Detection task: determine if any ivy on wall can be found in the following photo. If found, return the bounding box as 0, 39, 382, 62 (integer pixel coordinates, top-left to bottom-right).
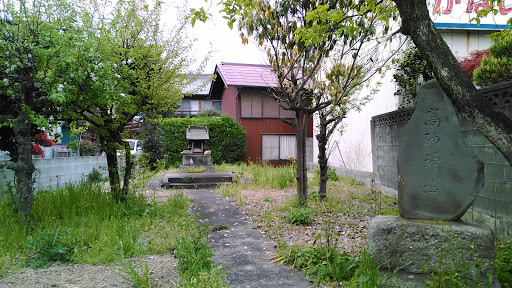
159, 116, 246, 167
393, 43, 434, 108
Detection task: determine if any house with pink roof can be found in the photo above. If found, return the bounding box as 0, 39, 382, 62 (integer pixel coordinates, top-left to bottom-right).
209, 62, 313, 164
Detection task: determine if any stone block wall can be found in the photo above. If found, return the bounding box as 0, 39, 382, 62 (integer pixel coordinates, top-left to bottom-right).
371, 81, 512, 238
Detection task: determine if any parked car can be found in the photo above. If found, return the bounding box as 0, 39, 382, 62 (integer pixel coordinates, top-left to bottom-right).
117, 139, 142, 156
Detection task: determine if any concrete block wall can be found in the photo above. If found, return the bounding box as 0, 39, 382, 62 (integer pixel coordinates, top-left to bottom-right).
371, 82, 512, 238
371, 107, 415, 190
0, 156, 108, 192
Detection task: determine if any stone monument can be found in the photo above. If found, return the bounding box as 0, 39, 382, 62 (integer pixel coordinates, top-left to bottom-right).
368, 81, 499, 287
179, 126, 215, 173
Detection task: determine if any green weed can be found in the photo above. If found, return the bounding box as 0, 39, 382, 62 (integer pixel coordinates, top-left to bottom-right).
86, 168, 104, 183
175, 225, 227, 287
211, 225, 229, 232
285, 206, 313, 225
273, 243, 357, 285
313, 167, 340, 183
25, 227, 78, 268
119, 242, 152, 288
347, 250, 395, 287
496, 239, 512, 288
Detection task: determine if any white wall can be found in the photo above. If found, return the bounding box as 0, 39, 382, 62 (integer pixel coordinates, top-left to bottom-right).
0, 156, 108, 192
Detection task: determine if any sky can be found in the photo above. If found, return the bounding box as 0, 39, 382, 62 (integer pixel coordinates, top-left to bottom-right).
164, 0, 269, 73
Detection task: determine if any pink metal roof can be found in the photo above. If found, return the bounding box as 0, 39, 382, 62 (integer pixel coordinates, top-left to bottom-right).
215, 62, 278, 88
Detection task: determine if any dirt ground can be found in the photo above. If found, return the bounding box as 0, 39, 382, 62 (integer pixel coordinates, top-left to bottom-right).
234, 187, 370, 255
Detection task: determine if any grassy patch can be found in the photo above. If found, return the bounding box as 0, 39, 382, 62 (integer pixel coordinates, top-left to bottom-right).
0, 179, 226, 286
185, 166, 206, 173
273, 243, 358, 286
216, 162, 296, 189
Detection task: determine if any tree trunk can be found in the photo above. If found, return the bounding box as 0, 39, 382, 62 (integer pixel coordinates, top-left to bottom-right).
393, 0, 512, 165
295, 110, 308, 206
13, 110, 35, 225
316, 116, 329, 201
104, 143, 122, 201
121, 141, 132, 198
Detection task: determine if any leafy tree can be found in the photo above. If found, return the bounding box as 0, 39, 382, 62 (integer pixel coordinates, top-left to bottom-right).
314, 16, 394, 200
393, 43, 434, 108
392, 0, 512, 165
194, 0, 395, 205
473, 30, 512, 86
0, 0, 77, 223
216, 0, 337, 205
460, 49, 489, 77
55, 0, 199, 200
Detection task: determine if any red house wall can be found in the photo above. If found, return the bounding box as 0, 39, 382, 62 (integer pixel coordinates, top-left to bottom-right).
240, 117, 313, 163
220, 86, 238, 120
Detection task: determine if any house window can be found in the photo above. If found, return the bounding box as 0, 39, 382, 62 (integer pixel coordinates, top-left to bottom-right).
212, 100, 221, 111
241, 90, 294, 118
262, 134, 296, 161
190, 100, 199, 115
176, 99, 201, 115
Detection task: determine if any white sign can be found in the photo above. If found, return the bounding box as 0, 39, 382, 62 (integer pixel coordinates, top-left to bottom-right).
430, 0, 511, 29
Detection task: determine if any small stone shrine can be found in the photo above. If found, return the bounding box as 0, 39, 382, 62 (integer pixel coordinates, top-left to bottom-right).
180, 125, 215, 173
368, 81, 499, 287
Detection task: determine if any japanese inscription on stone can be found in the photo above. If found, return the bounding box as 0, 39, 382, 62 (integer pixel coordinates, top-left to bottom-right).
397, 80, 484, 221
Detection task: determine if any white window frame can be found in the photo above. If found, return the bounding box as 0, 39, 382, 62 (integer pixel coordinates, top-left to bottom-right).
261, 134, 296, 161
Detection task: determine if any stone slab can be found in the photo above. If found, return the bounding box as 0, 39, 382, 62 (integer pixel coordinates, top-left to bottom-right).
398, 80, 484, 221
369, 215, 498, 287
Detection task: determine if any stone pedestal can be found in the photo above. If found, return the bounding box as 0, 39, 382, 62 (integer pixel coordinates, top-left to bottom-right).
179, 154, 214, 173
368, 215, 499, 287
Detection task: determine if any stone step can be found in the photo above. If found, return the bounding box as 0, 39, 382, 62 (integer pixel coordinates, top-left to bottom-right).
162, 172, 234, 189
162, 182, 224, 189
166, 175, 233, 184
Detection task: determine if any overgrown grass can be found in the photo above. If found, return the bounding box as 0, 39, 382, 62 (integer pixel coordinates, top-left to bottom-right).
273, 242, 358, 286
0, 180, 226, 286
497, 239, 512, 288
217, 162, 296, 189
216, 162, 296, 207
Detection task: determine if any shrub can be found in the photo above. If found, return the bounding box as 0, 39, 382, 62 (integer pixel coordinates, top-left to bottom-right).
159, 115, 246, 166
196, 109, 221, 117
87, 168, 104, 183
474, 30, 512, 86
80, 141, 99, 156
459, 49, 489, 76
140, 122, 163, 170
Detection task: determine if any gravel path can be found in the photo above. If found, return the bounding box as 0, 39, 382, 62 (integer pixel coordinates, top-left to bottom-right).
185, 189, 313, 288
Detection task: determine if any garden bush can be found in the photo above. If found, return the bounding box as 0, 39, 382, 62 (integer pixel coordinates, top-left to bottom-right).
159, 116, 246, 166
